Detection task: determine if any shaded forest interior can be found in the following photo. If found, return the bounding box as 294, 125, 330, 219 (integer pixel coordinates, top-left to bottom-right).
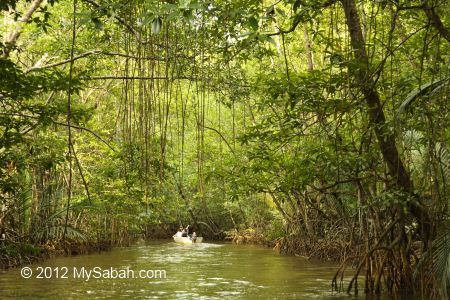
0, 0, 449, 297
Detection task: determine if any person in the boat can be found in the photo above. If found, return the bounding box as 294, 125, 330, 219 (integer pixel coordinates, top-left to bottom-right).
185, 225, 194, 238
181, 228, 188, 237
174, 227, 183, 238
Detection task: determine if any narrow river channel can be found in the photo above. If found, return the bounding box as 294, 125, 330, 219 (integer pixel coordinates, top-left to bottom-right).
1, 241, 364, 299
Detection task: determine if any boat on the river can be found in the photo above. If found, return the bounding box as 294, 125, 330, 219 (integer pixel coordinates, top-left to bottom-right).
173, 225, 202, 244
173, 236, 203, 244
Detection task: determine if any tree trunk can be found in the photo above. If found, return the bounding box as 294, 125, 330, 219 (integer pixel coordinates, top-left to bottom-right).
303, 27, 314, 72
2, 0, 44, 58
422, 1, 450, 43
340, 0, 431, 240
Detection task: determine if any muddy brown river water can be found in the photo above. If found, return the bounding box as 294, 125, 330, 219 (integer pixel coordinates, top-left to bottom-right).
0, 240, 373, 299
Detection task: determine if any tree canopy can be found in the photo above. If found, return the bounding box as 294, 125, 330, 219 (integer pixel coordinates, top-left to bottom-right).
1, 0, 449, 297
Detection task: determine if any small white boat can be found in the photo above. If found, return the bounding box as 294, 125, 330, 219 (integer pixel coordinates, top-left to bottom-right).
173, 236, 203, 244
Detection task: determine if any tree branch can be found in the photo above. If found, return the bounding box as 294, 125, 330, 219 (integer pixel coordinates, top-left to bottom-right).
422, 3, 450, 43
26, 50, 165, 72
85, 75, 197, 81
2, 0, 44, 58
0, 112, 116, 152
26, 50, 101, 72
81, 0, 158, 45
70, 142, 92, 204
202, 125, 236, 155
266, 0, 337, 36
55, 121, 117, 153
397, 1, 450, 43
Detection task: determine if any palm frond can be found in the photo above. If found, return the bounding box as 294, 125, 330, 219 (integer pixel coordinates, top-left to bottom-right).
414, 230, 450, 298
396, 78, 449, 118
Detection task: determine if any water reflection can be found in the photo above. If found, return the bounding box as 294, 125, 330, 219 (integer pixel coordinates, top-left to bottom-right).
0, 240, 363, 299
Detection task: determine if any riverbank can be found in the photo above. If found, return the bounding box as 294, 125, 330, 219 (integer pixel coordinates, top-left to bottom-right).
0, 240, 112, 270
224, 228, 345, 262
0, 223, 222, 270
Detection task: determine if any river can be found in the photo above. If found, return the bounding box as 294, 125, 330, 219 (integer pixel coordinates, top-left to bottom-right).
0, 240, 362, 299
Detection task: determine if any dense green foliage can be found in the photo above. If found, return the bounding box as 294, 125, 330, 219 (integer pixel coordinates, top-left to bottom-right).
1, 0, 449, 297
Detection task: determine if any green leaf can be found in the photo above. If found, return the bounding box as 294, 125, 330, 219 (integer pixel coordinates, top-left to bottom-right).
151, 17, 162, 34
258, 34, 276, 46
247, 16, 258, 31
275, 8, 286, 17
91, 17, 104, 30
396, 78, 449, 117
293, 0, 302, 12
265, 6, 275, 15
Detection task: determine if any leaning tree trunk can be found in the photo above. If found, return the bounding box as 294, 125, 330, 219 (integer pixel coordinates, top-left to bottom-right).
340, 0, 432, 294
2, 0, 44, 58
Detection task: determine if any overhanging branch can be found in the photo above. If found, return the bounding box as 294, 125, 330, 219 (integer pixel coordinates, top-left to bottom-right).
266, 0, 337, 36
81, 0, 161, 46
0, 112, 116, 152
2, 0, 44, 58
202, 125, 236, 155
85, 75, 198, 81
26, 50, 165, 72
422, 4, 450, 43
